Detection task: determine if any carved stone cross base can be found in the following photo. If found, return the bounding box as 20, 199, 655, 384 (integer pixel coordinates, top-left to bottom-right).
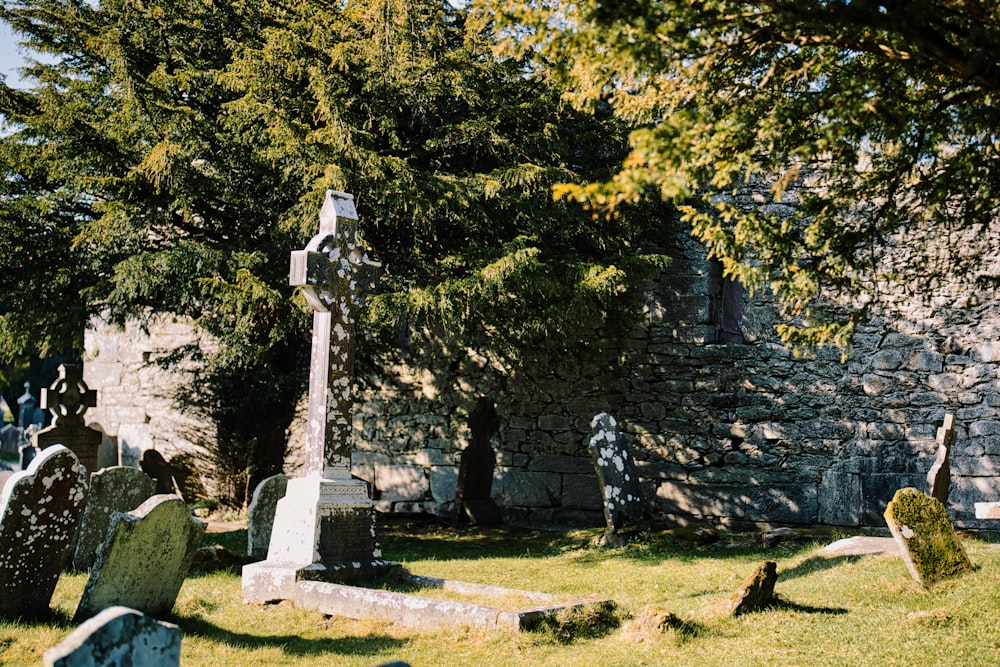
242, 478, 398, 604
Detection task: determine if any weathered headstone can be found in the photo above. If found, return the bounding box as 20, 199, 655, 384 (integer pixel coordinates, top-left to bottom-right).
927, 413, 956, 505
587, 413, 647, 537
243, 190, 394, 605
0, 423, 18, 455
0, 445, 88, 619
729, 560, 778, 615
71, 466, 157, 571
19, 441, 37, 469
17, 380, 38, 429
246, 473, 289, 561
44, 606, 181, 667
884, 487, 972, 587
34, 364, 104, 474
75, 494, 206, 620
139, 449, 178, 496
453, 397, 502, 525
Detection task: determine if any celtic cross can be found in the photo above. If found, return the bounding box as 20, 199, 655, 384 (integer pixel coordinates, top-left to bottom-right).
289, 190, 380, 479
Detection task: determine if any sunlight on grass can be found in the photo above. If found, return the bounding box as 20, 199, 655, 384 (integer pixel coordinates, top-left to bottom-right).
4, 525, 1000, 666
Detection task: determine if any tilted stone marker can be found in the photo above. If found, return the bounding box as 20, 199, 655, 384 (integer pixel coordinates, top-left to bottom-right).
75, 494, 206, 620
71, 466, 157, 571
884, 487, 971, 587
926, 413, 956, 505
729, 560, 778, 615
34, 364, 104, 474
243, 190, 394, 605
44, 606, 181, 667
0, 445, 88, 619
246, 473, 289, 561
453, 396, 502, 525
588, 413, 647, 539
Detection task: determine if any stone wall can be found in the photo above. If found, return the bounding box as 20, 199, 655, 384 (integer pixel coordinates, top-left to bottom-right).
82, 232, 1000, 532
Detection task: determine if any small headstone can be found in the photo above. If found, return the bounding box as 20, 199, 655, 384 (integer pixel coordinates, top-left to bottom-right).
588, 413, 647, 535
454, 397, 502, 525
139, 449, 178, 496
0, 445, 88, 619
71, 466, 157, 571
0, 423, 18, 455
75, 494, 206, 620
44, 605, 181, 667
247, 473, 289, 560
927, 413, 956, 505
19, 441, 38, 469
884, 487, 972, 587
729, 560, 778, 615
34, 364, 103, 474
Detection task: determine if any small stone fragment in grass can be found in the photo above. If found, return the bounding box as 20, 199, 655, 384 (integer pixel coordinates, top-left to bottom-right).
729, 560, 778, 616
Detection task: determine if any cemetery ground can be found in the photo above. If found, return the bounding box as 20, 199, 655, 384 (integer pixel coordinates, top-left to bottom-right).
4, 519, 1000, 666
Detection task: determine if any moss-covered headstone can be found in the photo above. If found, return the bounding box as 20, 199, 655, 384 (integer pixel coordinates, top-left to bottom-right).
883, 487, 971, 587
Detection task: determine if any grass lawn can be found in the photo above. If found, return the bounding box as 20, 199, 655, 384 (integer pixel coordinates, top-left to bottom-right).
4, 519, 1000, 666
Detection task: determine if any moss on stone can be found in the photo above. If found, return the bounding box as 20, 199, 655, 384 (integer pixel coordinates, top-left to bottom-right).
884, 487, 972, 587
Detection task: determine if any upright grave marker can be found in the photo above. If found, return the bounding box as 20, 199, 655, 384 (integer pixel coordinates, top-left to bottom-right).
927, 413, 956, 505
588, 413, 647, 542
0, 445, 88, 619
243, 190, 394, 604
34, 364, 103, 474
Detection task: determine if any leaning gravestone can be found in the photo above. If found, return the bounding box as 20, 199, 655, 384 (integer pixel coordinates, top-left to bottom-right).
44, 606, 181, 667
0, 445, 88, 619
71, 466, 157, 571
453, 397, 503, 525
588, 413, 647, 539
75, 494, 206, 620
247, 473, 289, 561
34, 364, 104, 474
884, 487, 971, 587
927, 413, 956, 505
729, 560, 778, 615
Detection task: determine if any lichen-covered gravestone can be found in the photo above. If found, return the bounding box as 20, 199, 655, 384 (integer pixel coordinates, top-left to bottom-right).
587, 413, 647, 539
729, 561, 778, 615
884, 487, 971, 587
0, 445, 88, 619
75, 494, 206, 620
71, 466, 157, 571
44, 606, 181, 667
247, 473, 289, 561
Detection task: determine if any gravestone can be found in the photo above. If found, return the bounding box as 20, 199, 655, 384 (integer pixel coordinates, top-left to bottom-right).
243, 190, 394, 605
453, 397, 502, 525
44, 606, 181, 667
139, 449, 178, 496
927, 413, 956, 505
0, 445, 88, 619
729, 560, 778, 615
0, 423, 18, 455
17, 380, 39, 429
19, 441, 37, 469
587, 413, 647, 538
71, 466, 157, 571
247, 473, 289, 561
884, 487, 971, 587
34, 364, 103, 474
75, 494, 206, 620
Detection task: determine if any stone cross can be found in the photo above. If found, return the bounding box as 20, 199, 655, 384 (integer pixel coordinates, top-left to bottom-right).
289, 190, 380, 480
927, 413, 956, 505
34, 364, 103, 473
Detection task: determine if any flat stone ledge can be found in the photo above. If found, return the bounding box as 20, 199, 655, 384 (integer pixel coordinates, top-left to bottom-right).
975, 502, 1000, 519
815, 536, 900, 557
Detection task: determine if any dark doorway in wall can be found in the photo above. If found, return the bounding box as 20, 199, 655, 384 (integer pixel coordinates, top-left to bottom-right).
709, 260, 745, 344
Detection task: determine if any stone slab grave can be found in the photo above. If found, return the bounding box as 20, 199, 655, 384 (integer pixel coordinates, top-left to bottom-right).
0, 444, 88, 619
926, 413, 956, 505
453, 396, 502, 525
588, 412, 647, 544
34, 364, 104, 474
884, 487, 972, 587
44, 606, 181, 667
246, 473, 289, 561
244, 191, 612, 632
70, 466, 156, 571
75, 494, 206, 621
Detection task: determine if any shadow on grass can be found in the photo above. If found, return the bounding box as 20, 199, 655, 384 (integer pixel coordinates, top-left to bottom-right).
779, 555, 864, 581
172, 613, 408, 658
770, 596, 849, 615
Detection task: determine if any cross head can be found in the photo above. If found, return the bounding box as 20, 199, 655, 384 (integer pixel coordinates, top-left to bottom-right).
41, 364, 97, 428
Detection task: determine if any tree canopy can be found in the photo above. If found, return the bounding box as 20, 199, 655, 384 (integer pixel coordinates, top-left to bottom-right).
0, 0, 667, 501
482, 0, 1000, 348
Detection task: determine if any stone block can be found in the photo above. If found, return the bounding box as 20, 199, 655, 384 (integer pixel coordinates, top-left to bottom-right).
44, 606, 181, 667
656, 480, 818, 524
560, 473, 603, 510
375, 465, 428, 502
499, 470, 560, 508
859, 473, 928, 526
818, 470, 862, 526
428, 466, 459, 503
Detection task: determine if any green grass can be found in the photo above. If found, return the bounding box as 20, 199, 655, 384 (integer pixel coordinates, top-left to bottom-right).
5, 520, 1000, 666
